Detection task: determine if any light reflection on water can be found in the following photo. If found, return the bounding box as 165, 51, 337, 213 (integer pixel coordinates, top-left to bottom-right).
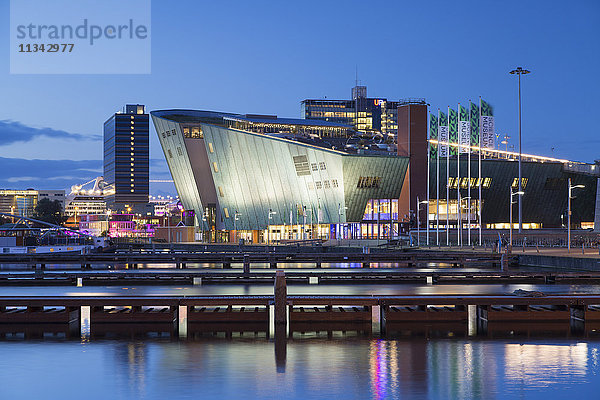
0, 339, 598, 400
0, 282, 598, 297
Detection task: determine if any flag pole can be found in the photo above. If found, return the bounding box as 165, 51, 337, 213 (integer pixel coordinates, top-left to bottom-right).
426, 108, 430, 246
468, 101, 472, 247
446, 106, 450, 246
436, 109, 440, 247
457, 104, 461, 247
478, 96, 483, 246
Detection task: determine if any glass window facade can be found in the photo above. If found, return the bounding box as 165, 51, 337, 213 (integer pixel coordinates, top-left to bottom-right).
103, 104, 149, 206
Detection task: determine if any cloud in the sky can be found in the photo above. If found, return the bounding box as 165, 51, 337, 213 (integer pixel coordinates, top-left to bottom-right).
0, 120, 101, 145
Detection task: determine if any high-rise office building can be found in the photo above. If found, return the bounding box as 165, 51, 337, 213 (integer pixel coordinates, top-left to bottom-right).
103, 104, 150, 212
301, 85, 422, 138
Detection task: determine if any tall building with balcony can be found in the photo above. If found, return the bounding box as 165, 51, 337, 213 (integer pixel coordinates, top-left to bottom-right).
103, 104, 150, 213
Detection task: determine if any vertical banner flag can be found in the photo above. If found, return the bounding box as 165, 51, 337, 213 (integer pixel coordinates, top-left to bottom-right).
429, 113, 438, 159
470, 101, 480, 151
448, 108, 458, 156
438, 110, 448, 158
459, 105, 470, 153
481, 99, 495, 149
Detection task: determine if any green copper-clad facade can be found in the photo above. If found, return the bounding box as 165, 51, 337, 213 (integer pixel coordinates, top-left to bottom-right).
151, 110, 408, 240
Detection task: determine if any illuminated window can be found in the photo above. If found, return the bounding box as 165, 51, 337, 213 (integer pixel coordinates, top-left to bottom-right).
212, 162, 219, 172
208, 143, 214, 153
357, 176, 381, 189
183, 127, 190, 135
483, 177, 492, 189
218, 186, 224, 197
511, 177, 528, 189
223, 207, 230, 218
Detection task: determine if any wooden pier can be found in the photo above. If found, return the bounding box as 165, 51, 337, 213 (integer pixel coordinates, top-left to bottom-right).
2, 292, 600, 339
0, 249, 507, 270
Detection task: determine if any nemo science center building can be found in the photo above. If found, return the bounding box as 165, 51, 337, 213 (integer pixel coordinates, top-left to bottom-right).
151, 102, 600, 244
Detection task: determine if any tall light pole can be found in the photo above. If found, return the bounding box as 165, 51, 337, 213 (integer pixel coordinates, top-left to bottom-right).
509, 66, 530, 233
509, 187, 525, 251
568, 178, 585, 253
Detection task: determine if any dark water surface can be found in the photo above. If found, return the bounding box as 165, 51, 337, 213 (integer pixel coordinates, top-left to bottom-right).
0, 338, 598, 400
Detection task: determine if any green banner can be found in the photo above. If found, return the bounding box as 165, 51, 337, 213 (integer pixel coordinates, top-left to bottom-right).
448, 108, 458, 156
429, 113, 438, 159
481, 99, 494, 116
470, 101, 479, 148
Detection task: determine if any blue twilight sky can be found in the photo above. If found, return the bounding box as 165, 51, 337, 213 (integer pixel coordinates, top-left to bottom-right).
0, 0, 598, 194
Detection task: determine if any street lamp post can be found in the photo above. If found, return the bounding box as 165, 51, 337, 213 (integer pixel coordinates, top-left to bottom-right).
234, 211, 241, 244
337, 203, 348, 245
268, 209, 277, 245
568, 178, 585, 253
509, 66, 531, 233
416, 196, 428, 246
509, 187, 525, 251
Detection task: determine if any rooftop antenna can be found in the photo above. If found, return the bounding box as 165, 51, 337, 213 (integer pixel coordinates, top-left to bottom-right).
355, 65, 358, 86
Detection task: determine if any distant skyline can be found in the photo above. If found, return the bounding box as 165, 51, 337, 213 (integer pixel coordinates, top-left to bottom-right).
0, 0, 599, 193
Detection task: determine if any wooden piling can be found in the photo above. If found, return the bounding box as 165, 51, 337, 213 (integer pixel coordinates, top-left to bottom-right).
274, 270, 287, 326
243, 254, 250, 276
